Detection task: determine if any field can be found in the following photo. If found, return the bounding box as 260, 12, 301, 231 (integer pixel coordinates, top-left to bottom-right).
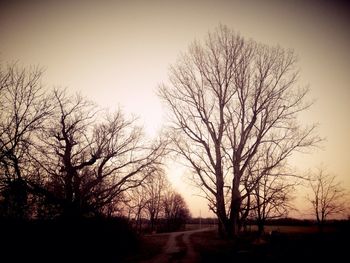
190, 224, 350, 263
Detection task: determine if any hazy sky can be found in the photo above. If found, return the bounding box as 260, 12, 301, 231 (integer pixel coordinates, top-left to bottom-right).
1, 0, 349, 217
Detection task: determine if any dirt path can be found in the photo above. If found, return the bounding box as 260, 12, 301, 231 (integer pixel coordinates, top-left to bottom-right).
146, 227, 211, 263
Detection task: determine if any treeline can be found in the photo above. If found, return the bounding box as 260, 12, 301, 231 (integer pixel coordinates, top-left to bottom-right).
124, 170, 190, 233
0, 63, 190, 232
260, 217, 350, 227
188, 217, 219, 225
187, 217, 350, 227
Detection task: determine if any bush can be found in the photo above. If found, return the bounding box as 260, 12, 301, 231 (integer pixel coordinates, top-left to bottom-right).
0, 217, 138, 262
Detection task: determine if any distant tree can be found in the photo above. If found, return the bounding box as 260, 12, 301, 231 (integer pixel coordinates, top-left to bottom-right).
240, 147, 297, 234
125, 184, 148, 232
163, 190, 191, 231
308, 168, 348, 229
0, 62, 52, 218
143, 168, 169, 232
98, 192, 125, 218
159, 25, 320, 236
29, 89, 165, 218
250, 173, 295, 234
125, 169, 175, 233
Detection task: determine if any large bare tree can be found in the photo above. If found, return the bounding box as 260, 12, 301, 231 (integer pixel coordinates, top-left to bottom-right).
0, 63, 52, 218
159, 25, 320, 236
30, 89, 165, 218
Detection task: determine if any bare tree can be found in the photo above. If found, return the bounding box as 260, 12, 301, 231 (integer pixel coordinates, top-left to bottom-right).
143, 168, 169, 232
238, 145, 297, 234
308, 167, 348, 229
159, 25, 320, 236
125, 185, 148, 232
30, 89, 165, 218
163, 190, 191, 231
0, 63, 52, 218
124, 170, 183, 233
250, 173, 295, 234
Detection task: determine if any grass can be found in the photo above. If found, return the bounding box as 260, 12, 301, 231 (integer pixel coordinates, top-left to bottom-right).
191, 224, 350, 263
248, 224, 337, 234
172, 233, 187, 260
184, 223, 216, 231
122, 233, 169, 262
190, 229, 247, 262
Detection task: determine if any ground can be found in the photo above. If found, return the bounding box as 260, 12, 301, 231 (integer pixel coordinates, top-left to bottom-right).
2, 220, 347, 262
127, 223, 350, 263
124, 226, 213, 263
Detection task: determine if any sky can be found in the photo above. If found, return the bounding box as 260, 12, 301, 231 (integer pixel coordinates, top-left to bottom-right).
1, 0, 349, 218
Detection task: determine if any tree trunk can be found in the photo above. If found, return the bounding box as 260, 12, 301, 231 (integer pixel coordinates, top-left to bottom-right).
216, 176, 231, 237
257, 220, 265, 236
150, 213, 155, 232
216, 215, 232, 238
231, 199, 241, 236
230, 178, 242, 237
4, 179, 28, 219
